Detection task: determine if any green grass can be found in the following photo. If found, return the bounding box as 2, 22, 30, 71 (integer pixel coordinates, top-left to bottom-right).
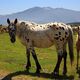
0, 33, 80, 80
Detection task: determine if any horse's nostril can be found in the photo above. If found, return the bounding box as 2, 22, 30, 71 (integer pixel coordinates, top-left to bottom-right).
10, 38, 15, 43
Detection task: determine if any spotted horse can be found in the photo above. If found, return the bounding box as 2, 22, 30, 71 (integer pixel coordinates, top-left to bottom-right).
7, 18, 74, 76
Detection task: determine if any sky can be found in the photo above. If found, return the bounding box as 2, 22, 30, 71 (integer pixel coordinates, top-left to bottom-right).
0, 0, 80, 15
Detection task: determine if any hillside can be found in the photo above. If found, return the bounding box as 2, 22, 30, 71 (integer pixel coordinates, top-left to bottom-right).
0, 7, 80, 25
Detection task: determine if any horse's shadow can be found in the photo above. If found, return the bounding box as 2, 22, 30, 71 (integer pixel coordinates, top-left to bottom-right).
2, 70, 74, 80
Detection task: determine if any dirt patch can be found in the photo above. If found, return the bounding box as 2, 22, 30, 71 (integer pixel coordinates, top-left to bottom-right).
0, 70, 10, 79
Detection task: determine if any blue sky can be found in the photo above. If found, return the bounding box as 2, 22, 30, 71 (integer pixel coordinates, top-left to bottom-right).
0, 0, 80, 15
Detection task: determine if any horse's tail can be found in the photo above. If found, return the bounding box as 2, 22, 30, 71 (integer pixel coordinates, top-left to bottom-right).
68, 26, 74, 65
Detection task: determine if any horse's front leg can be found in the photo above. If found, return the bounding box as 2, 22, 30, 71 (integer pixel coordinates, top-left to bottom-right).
31, 48, 41, 73
26, 48, 31, 71
63, 51, 67, 75
52, 52, 63, 76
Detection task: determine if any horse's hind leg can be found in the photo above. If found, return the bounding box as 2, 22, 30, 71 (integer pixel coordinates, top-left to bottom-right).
26, 48, 31, 71
63, 50, 67, 75
52, 52, 63, 76
31, 48, 41, 73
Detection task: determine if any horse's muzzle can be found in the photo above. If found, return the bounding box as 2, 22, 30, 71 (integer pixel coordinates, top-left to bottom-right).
10, 38, 16, 43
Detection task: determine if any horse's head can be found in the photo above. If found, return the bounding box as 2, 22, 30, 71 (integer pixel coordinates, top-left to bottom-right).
7, 18, 17, 43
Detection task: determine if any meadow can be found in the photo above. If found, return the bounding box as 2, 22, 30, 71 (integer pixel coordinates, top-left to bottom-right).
0, 33, 80, 80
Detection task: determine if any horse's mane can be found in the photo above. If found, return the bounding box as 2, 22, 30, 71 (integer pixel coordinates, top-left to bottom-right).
16, 20, 68, 32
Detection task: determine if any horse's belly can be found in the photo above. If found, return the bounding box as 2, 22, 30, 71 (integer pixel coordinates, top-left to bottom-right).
33, 38, 54, 48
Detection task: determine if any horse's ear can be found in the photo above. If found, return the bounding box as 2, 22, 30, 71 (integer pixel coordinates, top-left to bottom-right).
14, 18, 17, 24
7, 18, 10, 24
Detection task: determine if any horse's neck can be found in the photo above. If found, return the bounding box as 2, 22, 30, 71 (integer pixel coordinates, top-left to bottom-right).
16, 24, 25, 38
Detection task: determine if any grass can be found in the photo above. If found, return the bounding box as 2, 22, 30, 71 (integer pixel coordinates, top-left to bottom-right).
0, 33, 80, 80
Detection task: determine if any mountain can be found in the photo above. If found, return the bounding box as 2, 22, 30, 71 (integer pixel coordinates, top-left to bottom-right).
0, 7, 80, 25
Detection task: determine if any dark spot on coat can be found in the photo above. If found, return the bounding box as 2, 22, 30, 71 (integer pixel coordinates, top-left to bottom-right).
56, 28, 58, 30
65, 32, 68, 35
43, 27, 45, 29
40, 26, 42, 27
49, 26, 51, 27
59, 32, 61, 35
60, 39, 62, 41
55, 34, 58, 36
59, 36, 61, 37
32, 28, 34, 30
27, 39, 29, 42
21, 22, 25, 25
53, 24, 56, 27
62, 27, 64, 30
54, 37, 59, 40
62, 38, 64, 41
26, 24, 28, 26
59, 27, 62, 29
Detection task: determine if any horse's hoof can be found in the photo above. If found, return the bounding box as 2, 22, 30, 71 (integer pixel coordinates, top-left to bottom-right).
51, 72, 59, 76
63, 72, 67, 75
26, 69, 30, 73
63, 70, 67, 75
35, 70, 40, 74
25, 66, 30, 73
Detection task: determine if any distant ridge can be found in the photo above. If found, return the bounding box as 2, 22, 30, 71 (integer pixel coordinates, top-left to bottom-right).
0, 7, 80, 25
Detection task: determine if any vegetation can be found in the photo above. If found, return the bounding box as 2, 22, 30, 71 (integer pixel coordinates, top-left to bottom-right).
0, 33, 80, 80
67, 22, 80, 27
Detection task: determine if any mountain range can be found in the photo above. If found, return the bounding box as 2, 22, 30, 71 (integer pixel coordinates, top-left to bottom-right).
0, 7, 80, 25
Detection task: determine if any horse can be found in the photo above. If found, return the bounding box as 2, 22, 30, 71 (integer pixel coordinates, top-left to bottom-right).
76, 26, 80, 70
7, 18, 74, 76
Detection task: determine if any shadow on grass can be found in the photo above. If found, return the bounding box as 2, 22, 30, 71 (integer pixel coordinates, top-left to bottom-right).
2, 70, 74, 80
